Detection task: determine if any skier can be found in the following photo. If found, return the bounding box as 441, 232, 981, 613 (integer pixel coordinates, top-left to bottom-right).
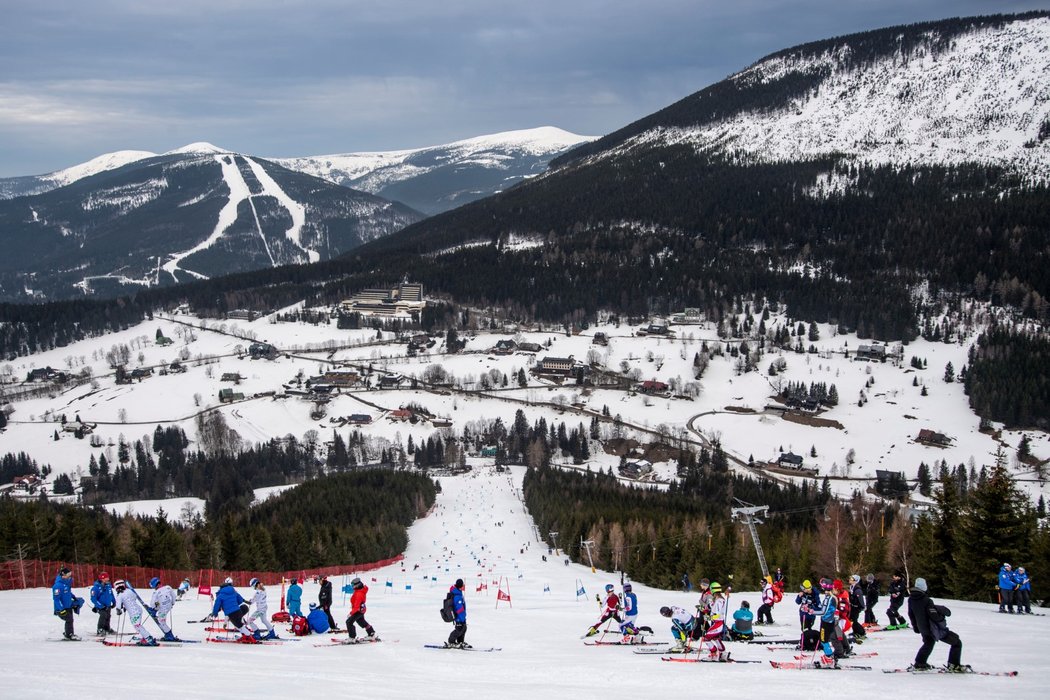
89, 572, 116, 636
206, 577, 258, 644
618, 582, 643, 638
815, 578, 843, 668
907, 577, 968, 672
307, 602, 330, 634
176, 577, 191, 601
585, 584, 623, 636
757, 576, 775, 625
692, 578, 714, 638
886, 571, 907, 627
795, 579, 820, 631
444, 578, 470, 649
287, 577, 303, 617
701, 581, 730, 661
319, 574, 339, 631
847, 574, 866, 639
1015, 567, 1032, 614
148, 576, 179, 642
998, 563, 1017, 613
730, 600, 754, 641
345, 577, 377, 641
863, 574, 879, 625
113, 579, 157, 646
659, 605, 696, 652
52, 567, 84, 641
247, 578, 278, 640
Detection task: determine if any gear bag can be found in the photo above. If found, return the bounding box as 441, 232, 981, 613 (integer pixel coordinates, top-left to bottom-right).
440, 591, 455, 623
291, 615, 310, 636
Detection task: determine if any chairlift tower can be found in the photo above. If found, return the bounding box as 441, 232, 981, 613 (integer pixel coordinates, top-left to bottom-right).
731, 505, 770, 579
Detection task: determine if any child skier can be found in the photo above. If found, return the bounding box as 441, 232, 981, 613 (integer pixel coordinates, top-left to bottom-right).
886, 571, 907, 627
206, 577, 258, 644
796, 579, 820, 630
730, 600, 754, 640
757, 576, 775, 624
52, 567, 84, 641
345, 577, 377, 641
307, 602, 330, 634
287, 577, 303, 617
90, 572, 116, 636
701, 581, 730, 661
113, 580, 157, 646
247, 578, 278, 640
176, 577, 191, 601
148, 576, 179, 642
847, 574, 866, 639
659, 605, 696, 652
619, 583, 643, 638
863, 574, 879, 625
585, 584, 623, 636
815, 578, 844, 668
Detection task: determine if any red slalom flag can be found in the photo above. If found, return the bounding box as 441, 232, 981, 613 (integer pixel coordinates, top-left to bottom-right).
497, 589, 511, 602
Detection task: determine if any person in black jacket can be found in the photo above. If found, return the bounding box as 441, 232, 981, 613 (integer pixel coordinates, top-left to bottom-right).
863, 573, 879, 625
318, 575, 339, 631
886, 571, 907, 627
907, 578, 968, 672
847, 574, 866, 639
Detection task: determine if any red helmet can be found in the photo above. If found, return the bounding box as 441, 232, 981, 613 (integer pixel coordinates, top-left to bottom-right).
99, 572, 109, 580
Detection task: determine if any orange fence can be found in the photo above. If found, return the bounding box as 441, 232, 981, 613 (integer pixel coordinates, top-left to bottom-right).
0, 556, 405, 591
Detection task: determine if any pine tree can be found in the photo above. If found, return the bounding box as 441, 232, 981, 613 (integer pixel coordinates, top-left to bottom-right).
913, 472, 963, 595
917, 462, 932, 496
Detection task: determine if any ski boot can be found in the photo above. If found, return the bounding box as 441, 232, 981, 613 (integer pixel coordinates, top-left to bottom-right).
669, 641, 687, 653
264, 629, 279, 640
814, 654, 838, 669
585, 626, 598, 637
63, 633, 82, 641
366, 631, 377, 640
945, 664, 973, 674
907, 663, 934, 672
239, 633, 260, 644
162, 631, 179, 642
459, 642, 472, 649
137, 636, 158, 646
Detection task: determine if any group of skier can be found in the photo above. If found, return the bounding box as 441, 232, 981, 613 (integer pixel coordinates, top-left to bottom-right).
997, 563, 1033, 614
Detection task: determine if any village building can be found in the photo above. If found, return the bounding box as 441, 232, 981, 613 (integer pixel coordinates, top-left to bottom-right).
534, 356, 575, 376
777, 452, 805, 469
916, 428, 951, 446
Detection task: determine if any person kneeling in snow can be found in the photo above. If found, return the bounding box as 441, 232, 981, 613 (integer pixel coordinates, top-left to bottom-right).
113, 580, 156, 646
206, 577, 258, 644
307, 602, 330, 634
730, 600, 754, 641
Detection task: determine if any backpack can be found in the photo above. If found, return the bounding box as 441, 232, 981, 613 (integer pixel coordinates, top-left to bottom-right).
801, 629, 821, 651
928, 603, 951, 641
440, 591, 455, 623
291, 615, 310, 636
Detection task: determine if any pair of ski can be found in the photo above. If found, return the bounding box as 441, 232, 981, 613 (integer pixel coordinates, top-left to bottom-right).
883, 667, 1018, 677
769, 660, 871, 671
101, 638, 188, 648
424, 644, 501, 652
314, 637, 392, 647
584, 638, 660, 647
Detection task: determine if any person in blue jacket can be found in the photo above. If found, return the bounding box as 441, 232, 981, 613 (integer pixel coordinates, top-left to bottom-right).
1015, 567, 1032, 614
795, 579, 821, 631
998, 563, 1017, 613
444, 579, 470, 648
286, 578, 303, 617
52, 567, 84, 641
89, 571, 116, 636
730, 600, 755, 640
307, 602, 330, 634
207, 577, 257, 643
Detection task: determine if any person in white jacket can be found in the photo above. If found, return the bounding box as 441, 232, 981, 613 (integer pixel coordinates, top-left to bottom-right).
247, 578, 277, 640
148, 577, 179, 642
114, 580, 157, 646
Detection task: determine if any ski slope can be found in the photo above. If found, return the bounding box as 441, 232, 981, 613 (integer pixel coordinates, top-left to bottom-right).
0, 465, 1046, 699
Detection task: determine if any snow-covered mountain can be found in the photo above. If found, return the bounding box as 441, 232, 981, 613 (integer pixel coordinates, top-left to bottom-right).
273, 126, 595, 214
0, 148, 423, 301
0, 149, 156, 199
559, 13, 1050, 181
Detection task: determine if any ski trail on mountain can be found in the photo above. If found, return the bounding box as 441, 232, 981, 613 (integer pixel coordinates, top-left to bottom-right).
161, 155, 251, 282
244, 157, 313, 262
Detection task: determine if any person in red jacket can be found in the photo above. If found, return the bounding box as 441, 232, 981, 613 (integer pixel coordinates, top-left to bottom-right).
345, 577, 377, 641
585, 584, 623, 636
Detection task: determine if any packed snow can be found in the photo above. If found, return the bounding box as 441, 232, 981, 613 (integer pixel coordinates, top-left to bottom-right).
0, 465, 1045, 699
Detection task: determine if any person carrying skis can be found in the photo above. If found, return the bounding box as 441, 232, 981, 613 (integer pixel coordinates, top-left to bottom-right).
585, 584, 623, 636
1015, 567, 1032, 614
757, 576, 775, 625
863, 574, 879, 625
444, 578, 469, 649
998, 563, 1017, 614
113, 579, 157, 646
52, 567, 84, 641
176, 577, 191, 601
886, 571, 907, 627
319, 574, 339, 631
247, 578, 277, 640
907, 577, 968, 672
795, 579, 820, 631
206, 577, 258, 644
730, 600, 755, 641
345, 577, 377, 641
148, 576, 179, 642
90, 572, 116, 636
307, 602, 330, 634
287, 577, 303, 617
659, 605, 696, 652
701, 581, 730, 661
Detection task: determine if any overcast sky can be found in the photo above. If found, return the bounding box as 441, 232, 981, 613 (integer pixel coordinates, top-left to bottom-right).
0, 0, 1045, 176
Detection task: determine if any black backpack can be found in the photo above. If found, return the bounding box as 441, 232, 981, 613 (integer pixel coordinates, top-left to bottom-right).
440, 591, 455, 623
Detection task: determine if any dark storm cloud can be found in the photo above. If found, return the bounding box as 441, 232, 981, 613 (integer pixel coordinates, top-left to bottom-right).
0, 0, 1045, 175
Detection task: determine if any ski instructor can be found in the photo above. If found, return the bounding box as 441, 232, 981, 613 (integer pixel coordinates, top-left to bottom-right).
444, 578, 470, 649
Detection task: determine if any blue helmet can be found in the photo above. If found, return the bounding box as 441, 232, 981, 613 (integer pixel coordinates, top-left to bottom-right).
149, 577, 160, 589
605, 584, 615, 592
623, 583, 632, 593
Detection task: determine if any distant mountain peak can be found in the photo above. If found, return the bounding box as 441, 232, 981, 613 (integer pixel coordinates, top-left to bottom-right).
163, 142, 230, 156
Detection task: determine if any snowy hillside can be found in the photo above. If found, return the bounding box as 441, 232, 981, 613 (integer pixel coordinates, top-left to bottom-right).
274, 127, 596, 214
0, 466, 1045, 699
625, 17, 1050, 180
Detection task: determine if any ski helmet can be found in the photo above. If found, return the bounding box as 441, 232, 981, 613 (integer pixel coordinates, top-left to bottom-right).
351, 577, 363, 589
309, 602, 318, 610
149, 577, 160, 589
819, 578, 833, 590
660, 606, 672, 617
801, 579, 812, 590
114, 579, 127, 592
623, 583, 632, 593
58, 567, 71, 576
605, 584, 615, 593
249, 578, 259, 588
710, 582, 722, 593
832, 579, 844, 590
99, 572, 109, 581
223, 576, 233, 585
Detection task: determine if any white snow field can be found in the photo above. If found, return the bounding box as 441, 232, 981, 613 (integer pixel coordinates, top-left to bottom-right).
1, 465, 1046, 699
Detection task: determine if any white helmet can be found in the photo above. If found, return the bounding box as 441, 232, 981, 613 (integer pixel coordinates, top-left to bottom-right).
224, 576, 233, 585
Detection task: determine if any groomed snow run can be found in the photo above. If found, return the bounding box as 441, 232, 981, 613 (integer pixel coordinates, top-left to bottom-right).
1, 466, 1046, 699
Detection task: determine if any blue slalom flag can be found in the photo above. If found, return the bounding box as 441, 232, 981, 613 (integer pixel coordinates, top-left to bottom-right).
385, 580, 393, 588
544, 585, 551, 593
577, 586, 586, 597
405, 584, 412, 591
